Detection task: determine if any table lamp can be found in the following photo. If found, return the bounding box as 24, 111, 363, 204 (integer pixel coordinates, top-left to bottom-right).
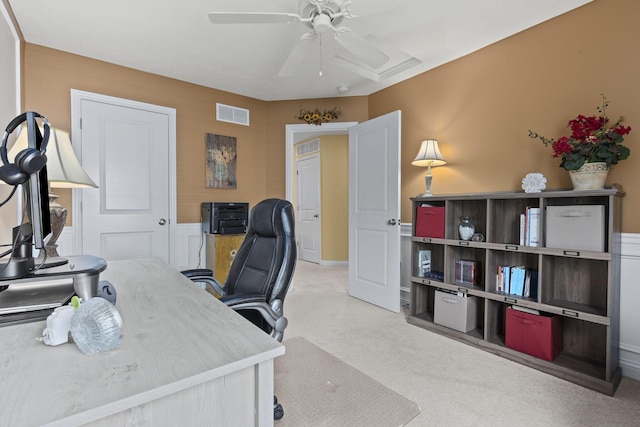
9, 126, 97, 257
411, 139, 446, 197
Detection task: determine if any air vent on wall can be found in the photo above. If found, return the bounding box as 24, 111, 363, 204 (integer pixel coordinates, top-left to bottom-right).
296, 138, 320, 157
216, 103, 250, 126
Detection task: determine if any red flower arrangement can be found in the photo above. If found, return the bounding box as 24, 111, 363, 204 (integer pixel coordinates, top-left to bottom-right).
528, 94, 631, 171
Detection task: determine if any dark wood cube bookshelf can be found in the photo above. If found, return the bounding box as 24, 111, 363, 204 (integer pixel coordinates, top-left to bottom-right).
408, 186, 624, 395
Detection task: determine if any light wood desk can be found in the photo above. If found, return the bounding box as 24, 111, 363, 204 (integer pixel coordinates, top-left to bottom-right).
0, 258, 284, 426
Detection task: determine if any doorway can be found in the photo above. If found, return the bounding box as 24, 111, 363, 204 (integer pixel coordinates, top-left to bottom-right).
286, 114, 402, 313
286, 122, 357, 266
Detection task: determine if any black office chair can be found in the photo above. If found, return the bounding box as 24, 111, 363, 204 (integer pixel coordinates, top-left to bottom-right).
182, 198, 297, 420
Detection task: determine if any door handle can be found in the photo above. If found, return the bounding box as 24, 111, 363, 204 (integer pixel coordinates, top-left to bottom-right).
388, 219, 397, 225
159, 218, 167, 225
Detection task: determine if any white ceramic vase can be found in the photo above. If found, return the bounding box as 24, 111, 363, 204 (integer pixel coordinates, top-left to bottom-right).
569, 162, 609, 190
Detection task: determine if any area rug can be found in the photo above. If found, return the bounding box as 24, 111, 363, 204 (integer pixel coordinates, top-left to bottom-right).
274, 337, 421, 426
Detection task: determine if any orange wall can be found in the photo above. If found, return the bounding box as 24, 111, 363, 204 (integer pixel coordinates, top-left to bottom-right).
369, 0, 640, 227
22, 45, 368, 224
23, 0, 640, 231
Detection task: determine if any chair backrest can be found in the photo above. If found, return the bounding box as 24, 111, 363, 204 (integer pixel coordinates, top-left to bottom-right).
224, 198, 296, 306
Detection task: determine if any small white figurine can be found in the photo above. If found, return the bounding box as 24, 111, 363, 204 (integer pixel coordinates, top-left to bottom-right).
522, 173, 547, 193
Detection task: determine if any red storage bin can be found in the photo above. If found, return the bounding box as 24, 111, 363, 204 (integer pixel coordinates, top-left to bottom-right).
505, 307, 563, 361
415, 206, 445, 238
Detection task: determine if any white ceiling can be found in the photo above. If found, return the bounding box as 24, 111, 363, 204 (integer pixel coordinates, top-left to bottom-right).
8, 0, 591, 101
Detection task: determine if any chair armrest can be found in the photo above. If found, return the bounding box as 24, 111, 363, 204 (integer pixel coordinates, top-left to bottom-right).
180, 269, 225, 296
181, 268, 214, 278
222, 297, 288, 342
220, 293, 266, 306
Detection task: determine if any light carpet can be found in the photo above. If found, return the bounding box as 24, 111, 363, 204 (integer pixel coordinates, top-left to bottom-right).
282, 261, 640, 426
274, 336, 421, 426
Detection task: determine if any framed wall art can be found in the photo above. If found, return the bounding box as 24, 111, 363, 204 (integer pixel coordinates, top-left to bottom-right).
206, 133, 237, 189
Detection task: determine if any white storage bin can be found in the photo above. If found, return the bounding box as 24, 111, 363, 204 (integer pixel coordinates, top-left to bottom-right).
545, 205, 605, 252
434, 290, 478, 333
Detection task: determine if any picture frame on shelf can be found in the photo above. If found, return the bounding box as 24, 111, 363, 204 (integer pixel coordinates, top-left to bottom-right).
417, 250, 431, 277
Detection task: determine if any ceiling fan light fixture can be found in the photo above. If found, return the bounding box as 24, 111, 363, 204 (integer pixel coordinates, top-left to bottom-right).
209, 0, 388, 77
312, 13, 333, 33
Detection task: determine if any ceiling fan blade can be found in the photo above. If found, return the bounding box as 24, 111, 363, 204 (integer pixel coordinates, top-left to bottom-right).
208, 12, 301, 24
333, 28, 389, 69
278, 32, 318, 77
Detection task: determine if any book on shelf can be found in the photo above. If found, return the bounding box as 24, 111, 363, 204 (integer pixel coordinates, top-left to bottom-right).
495, 265, 538, 298
524, 269, 538, 298
510, 266, 526, 296
455, 259, 481, 286
520, 207, 541, 247
528, 207, 541, 247
417, 250, 431, 277
423, 271, 444, 281
502, 265, 511, 294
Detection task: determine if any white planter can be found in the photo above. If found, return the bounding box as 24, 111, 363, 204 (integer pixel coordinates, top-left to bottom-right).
569, 162, 609, 190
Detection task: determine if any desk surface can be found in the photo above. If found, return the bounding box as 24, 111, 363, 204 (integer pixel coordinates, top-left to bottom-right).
0, 258, 284, 426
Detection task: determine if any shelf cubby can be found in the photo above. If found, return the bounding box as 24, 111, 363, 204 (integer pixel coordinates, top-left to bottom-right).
446, 246, 486, 290
412, 241, 445, 279
445, 199, 487, 240
541, 255, 608, 316
485, 299, 506, 346
409, 282, 435, 322
488, 197, 540, 245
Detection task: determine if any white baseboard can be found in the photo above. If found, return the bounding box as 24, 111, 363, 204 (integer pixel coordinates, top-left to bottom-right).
320, 260, 348, 266
620, 344, 640, 382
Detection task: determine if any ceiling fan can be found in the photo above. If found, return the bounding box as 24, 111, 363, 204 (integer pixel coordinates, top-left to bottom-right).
208, 0, 389, 77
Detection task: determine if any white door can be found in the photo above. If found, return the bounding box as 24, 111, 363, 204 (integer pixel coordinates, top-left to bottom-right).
296, 154, 321, 263
348, 111, 401, 313
75, 95, 174, 263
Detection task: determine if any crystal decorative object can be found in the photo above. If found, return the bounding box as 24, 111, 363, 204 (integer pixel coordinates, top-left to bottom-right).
70, 297, 123, 355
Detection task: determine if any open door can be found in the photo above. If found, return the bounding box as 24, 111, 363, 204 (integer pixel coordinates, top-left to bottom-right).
348, 111, 401, 313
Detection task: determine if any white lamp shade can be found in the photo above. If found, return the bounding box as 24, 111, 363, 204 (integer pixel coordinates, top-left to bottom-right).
8, 126, 97, 188
411, 139, 446, 167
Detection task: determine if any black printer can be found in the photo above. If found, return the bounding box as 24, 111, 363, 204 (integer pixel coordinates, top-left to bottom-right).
201, 202, 249, 234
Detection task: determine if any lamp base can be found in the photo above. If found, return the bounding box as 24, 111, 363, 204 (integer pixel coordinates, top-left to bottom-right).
45, 193, 67, 258
419, 168, 436, 197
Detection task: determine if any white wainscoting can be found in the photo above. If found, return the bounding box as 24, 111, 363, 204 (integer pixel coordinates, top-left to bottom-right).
400, 223, 413, 308
59, 224, 640, 381
173, 223, 207, 271
620, 233, 640, 381
56, 223, 206, 272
